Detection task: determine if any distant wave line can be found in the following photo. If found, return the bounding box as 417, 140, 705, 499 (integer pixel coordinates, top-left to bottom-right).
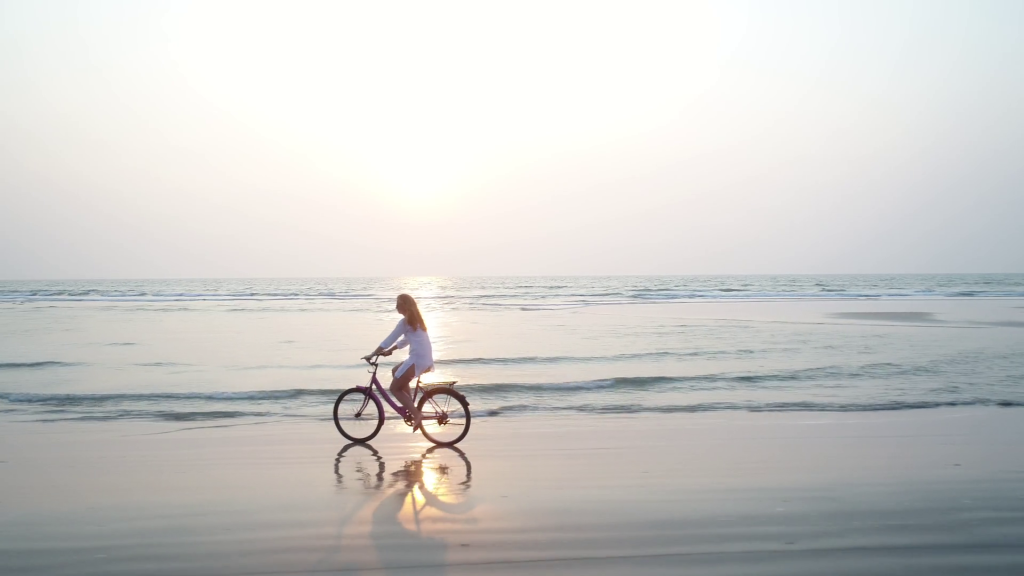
132, 350, 763, 372
32, 410, 281, 423
5, 288, 1024, 305
0, 361, 83, 370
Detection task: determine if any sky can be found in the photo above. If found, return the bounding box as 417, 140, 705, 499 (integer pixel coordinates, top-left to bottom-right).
1, 0, 1022, 279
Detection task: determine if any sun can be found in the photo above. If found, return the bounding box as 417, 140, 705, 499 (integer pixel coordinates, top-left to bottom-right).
352, 127, 480, 210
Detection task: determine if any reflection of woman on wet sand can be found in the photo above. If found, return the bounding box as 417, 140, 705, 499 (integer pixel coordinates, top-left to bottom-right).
370, 447, 474, 575
371, 461, 448, 574
308, 443, 390, 573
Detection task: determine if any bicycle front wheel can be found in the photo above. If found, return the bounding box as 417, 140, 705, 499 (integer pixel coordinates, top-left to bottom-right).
417, 388, 471, 446
334, 388, 384, 443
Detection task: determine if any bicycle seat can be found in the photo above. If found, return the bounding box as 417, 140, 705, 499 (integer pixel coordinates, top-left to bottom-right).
414, 365, 436, 384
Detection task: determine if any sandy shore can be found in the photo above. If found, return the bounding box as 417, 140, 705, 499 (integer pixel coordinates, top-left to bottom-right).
2, 408, 1024, 575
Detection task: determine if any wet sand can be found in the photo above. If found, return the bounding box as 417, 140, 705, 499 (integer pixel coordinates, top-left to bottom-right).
2, 408, 1024, 575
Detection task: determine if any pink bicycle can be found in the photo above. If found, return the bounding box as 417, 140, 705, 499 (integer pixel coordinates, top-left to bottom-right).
333, 353, 471, 446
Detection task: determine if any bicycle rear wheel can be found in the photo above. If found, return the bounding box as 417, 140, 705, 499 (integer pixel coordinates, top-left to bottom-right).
334, 388, 384, 442
417, 388, 471, 446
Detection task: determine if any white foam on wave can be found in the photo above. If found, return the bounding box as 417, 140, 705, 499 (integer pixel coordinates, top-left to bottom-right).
3, 275, 1024, 306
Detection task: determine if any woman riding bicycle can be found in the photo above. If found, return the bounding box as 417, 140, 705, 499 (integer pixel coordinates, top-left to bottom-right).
363, 294, 433, 431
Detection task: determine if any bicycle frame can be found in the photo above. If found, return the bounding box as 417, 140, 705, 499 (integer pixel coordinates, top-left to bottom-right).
356, 357, 456, 424
356, 360, 419, 420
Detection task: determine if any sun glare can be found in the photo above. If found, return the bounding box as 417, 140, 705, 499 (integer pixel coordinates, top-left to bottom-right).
160, 1, 730, 216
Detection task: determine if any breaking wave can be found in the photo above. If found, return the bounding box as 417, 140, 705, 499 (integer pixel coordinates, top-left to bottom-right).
0, 363, 925, 406
2, 358, 1021, 423
480, 399, 1024, 416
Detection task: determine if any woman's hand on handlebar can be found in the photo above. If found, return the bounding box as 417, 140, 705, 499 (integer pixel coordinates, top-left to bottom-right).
362, 346, 395, 362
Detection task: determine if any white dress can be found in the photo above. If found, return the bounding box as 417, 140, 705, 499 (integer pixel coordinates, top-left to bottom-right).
380, 318, 434, 379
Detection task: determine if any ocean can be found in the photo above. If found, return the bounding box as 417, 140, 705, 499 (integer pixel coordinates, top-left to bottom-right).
2, 275, 1023, 426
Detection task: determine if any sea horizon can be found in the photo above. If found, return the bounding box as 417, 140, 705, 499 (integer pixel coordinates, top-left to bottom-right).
4, 271, 1024, 281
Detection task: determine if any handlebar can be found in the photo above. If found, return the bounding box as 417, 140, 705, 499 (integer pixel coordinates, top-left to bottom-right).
362, 347, 395, 366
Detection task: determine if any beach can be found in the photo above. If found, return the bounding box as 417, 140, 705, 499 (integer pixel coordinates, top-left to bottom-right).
5, 0, 1024, 571
3, 276, 1024, 574
2, 407, 1023, 575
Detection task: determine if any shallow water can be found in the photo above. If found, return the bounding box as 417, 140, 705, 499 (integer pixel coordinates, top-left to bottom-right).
1, 276, 1023, 423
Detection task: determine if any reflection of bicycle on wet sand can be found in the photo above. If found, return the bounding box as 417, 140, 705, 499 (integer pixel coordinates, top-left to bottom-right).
334, 442, 386, 490
384, 446, 474, 522
334, 442, 472, 501
334, 353, 471, 446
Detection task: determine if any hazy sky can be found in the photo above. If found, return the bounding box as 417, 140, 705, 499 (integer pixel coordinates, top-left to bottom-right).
1, 0, 1022, 278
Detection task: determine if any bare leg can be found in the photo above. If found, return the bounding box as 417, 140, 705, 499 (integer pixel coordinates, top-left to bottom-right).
390, 365, 422, 429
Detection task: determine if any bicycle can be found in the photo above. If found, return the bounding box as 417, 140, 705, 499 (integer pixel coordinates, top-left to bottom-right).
333, 353, 471, 446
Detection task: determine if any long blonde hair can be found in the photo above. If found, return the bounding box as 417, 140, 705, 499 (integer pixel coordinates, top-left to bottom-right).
398, 293, 427, 332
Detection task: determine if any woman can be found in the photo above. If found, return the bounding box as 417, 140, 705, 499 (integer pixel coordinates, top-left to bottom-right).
363, 294, 433, 431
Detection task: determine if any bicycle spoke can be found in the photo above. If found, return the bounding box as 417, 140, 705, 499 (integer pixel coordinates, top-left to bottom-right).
417, 389, 470, 445
334, 389, 383, 442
